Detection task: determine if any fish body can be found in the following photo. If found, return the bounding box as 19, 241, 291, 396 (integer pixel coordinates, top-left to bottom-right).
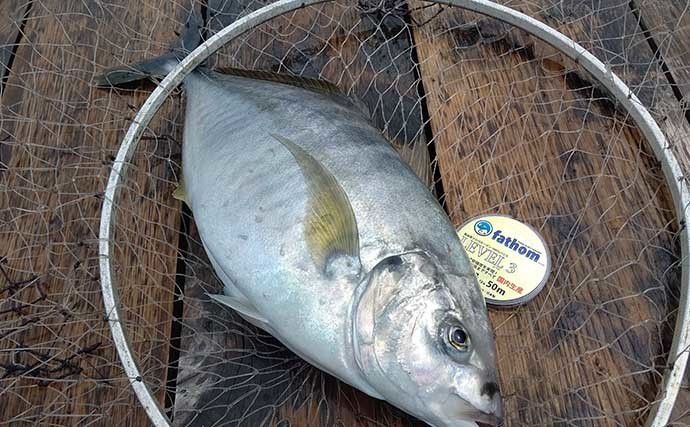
98, 38, 503, 426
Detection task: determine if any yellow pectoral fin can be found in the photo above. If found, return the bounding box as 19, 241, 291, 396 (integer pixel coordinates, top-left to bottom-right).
270, 134, 361, 275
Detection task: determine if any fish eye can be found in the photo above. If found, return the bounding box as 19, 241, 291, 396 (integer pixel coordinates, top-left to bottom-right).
448, 325, 471, 352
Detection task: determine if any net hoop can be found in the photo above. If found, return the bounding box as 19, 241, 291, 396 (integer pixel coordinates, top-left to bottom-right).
98, 0, 690, 425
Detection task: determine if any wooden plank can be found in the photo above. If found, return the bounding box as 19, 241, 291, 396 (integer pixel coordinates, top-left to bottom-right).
0, 1, 29, 87
508, 0, 690, 419
631, 0, 690, 103
172, 1, 427, 425
0, 0, 31, 173
0, 0, 189, 424
410, 1, 683, 425
626, 17, 690, 391
624, 5, 690, 407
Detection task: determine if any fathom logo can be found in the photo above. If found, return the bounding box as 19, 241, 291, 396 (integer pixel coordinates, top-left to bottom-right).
474, 220, 493, 236
490, 230, 541, 263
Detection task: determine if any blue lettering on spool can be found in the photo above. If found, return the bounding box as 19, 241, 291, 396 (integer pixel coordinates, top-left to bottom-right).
490, 230, 541, 263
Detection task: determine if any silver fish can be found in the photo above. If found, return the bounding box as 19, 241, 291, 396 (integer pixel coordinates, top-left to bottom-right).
98, 34, 503, 427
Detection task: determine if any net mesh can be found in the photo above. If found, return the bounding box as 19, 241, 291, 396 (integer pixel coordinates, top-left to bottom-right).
1, 0, 689, 426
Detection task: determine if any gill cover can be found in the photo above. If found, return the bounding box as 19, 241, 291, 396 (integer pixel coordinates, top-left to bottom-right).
352, 252, 432, 395
352, 252, 502, 427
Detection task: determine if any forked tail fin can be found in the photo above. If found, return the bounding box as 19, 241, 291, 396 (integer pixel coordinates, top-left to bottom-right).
94, 7, 203, 87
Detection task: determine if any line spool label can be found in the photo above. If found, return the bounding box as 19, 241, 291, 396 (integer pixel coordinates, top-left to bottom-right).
457, 215, 551, 306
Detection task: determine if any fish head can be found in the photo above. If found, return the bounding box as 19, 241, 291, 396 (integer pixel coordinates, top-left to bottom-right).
353, 251, 502, 427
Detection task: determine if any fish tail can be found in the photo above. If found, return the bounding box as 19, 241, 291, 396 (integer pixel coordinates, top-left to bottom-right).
95, 7, 203, 87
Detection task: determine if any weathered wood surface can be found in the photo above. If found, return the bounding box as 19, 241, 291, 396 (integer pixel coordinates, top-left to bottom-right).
0, 0, 31, 172
510, 0, 690, 422
0, 0, 188, 424
632, 0, 690, 104
410, 0, 684, 425
172, 1, 427, 425
630, 2, 690, 417
0, 1, 29, 89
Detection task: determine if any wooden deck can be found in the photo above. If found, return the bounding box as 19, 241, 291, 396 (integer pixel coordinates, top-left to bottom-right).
1, 0, 690, 426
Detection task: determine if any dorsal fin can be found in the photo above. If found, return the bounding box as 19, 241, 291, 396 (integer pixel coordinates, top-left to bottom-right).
387, 134, 433, 189
215, 67, 370, 118
270, 134, 361, 277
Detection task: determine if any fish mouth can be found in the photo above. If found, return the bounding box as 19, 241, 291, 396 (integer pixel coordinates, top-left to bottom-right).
445, 395, 503, 427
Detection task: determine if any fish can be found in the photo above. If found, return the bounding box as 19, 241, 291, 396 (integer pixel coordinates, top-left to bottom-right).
97, 15, 503, 427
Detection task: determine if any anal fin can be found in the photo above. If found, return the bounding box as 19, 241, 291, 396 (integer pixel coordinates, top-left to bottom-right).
207, 293, 270, 326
